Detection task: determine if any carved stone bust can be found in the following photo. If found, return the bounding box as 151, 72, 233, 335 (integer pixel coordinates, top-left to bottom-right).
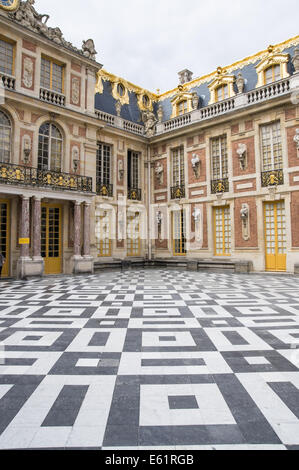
236, 72, 245, 94
142, 110, 157, 137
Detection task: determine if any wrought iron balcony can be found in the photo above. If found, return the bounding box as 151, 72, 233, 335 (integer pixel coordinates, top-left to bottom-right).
1, 73, 16, 90
261, 169, 284, 187
171, 184, 186, 199
0, 162, 92, 193
96, 181, 113, 197
128, 187, 142, 201
211, 178, 229, 194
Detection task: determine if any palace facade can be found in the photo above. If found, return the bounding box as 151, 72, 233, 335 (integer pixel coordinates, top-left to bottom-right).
1, 0, 299, 278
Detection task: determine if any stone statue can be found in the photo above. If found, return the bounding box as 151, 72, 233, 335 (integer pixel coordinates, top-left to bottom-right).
157, 105, 163, 123
115, 100, 122, 117
12, 0, 49, 31
240, 205, 249, 220
191, 153, 200, 178
237, 143, 247, 170
142, 110, 157, 137
293, 47, 299, 73
236, 72, 245, 93
9, 1, 97, 61
191, 92, 199, 110
294, 129, 299, 150
82, 39, 97, 60
155, 162, 164, 185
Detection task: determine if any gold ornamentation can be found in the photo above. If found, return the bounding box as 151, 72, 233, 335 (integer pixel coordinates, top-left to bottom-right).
137, 90, 153, 112
0, 0, 19, 11
255, 47, 290, 87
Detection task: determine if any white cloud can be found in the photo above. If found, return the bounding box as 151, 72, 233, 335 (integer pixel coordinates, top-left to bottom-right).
36, 0, 299, 92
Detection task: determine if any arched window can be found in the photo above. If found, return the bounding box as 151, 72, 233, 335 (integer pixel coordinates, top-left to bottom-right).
264, 64, 281, 85
38, 122, 63, 172
0, 110, 12, 163
215, 84, 229, 102
177, 100, 188, 116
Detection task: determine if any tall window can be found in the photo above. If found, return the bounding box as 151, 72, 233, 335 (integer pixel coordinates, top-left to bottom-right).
172, 147, 185, 186
177, 100, 188, 116
41, 57, 64, 93
38, 123, 63, 172
0, 38, 14, 76
0, 110, 11, 163
128, 151, 140, 188
261, 122, 283, 171
211, 135, 228, 180
214, 206, 231, 256
264, 65, 281, 85
97, 143, 111, 184
215, 84, 229, 102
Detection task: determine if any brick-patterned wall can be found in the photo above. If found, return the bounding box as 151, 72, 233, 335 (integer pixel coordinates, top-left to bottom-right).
291, 192, 299, 247
22, 39, 36, 53
234, 197, 258, 248
232, 136, 256, 177
287, 126, 299, 167
285, 107, 296, 121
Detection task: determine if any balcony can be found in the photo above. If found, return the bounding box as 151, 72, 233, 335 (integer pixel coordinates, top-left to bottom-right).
128, 188, 142, 201
171, 185, 186, 200
261, 169, 284, 187
96, 181, 113, 197
40, 87, 66, 107
1, 73, 16, 90
0, 162, 92, 193
211, 178, 229, 194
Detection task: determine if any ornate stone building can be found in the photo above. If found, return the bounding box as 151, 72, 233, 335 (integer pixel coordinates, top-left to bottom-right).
0, 0, 299, 278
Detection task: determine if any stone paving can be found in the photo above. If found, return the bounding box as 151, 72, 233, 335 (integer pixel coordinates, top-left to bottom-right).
0, 269, 299, 450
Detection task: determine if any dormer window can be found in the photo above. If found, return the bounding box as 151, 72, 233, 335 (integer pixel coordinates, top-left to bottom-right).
264, 64, 281, 84
117, 83, 125, 97
177, 100, 188, 116
215, 84, 229, 102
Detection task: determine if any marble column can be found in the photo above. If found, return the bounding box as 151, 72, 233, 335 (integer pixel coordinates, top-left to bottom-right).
32, 197, 42, 260
74, 201, 81, 258
20, 196, 30, 259
83, 202, 91, 257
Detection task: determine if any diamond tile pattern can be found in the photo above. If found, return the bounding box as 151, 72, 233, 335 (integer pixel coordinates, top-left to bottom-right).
0, 269, 299, 450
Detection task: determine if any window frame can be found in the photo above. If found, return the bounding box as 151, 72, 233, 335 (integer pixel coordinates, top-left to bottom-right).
211, 135, 228, 180
264, 64, 281, 85
215, 84, 229, 102
38, 122, 63, 172
0, 109, 12, 164
96, 142, 112, 185
172, 146, 185, 187
0, 36, 15, 77
260, 121, 283, 172
40, 55, 65, 94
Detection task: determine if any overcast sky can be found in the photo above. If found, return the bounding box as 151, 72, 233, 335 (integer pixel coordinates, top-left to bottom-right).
37, 0, 298, 92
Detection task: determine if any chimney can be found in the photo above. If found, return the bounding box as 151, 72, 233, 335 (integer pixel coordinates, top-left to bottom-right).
178, 69, 193, 85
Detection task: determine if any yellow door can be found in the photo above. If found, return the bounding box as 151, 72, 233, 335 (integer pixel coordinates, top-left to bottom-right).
214, 206, 231, 256
0, 199, 10, 278
173, 210, 187, 256
264, 201, 286, 272
41, 204, 62, 275
127, 213, 140, 257
96, 212, 111, 257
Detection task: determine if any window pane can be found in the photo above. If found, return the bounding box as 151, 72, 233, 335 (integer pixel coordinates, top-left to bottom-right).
0, 39, 14, 76
211, 135, 228, 179
41, 58, 51, 89
0, 111, 11, 163
52, 62, 63, 93
261, 122, 282, 171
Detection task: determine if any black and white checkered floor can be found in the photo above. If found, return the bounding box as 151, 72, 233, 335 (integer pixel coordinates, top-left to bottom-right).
0, 269, 299, 450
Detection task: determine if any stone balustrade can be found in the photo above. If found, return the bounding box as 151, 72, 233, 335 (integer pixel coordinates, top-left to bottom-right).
1, 73, 16, 90
39, 87, 66, 107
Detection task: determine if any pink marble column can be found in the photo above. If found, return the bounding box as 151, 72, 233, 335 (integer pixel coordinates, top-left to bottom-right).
74, 201, 81, 257
32, 197, 42, 259
83, 202, 91, 257
20, 196, 30, 258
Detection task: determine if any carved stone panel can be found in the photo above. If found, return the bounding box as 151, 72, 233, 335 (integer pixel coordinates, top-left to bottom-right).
21, 54, 35, 90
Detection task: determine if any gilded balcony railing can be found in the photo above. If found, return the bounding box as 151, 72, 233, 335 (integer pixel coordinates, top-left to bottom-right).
96, 181, 113, 197
0, 162, 92, 192
128, 187, 142, 201
211, 178, 229, 194
261, 169, 284, 187
171, 185, 186, 199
